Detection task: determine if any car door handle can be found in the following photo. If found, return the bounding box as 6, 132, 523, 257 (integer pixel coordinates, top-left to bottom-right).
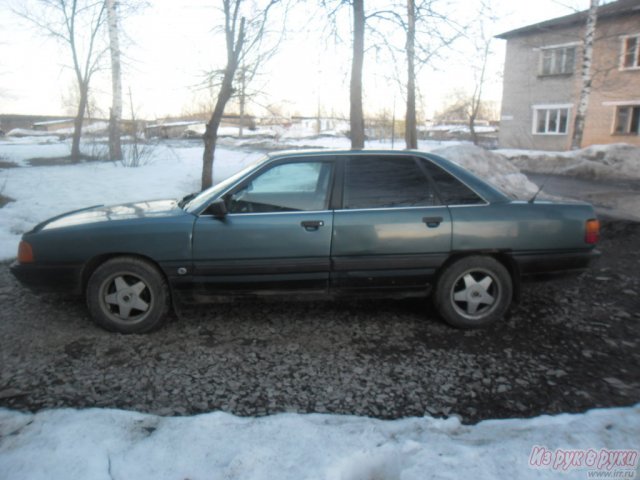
301, 220, 324, 231
422, 216, 443, 228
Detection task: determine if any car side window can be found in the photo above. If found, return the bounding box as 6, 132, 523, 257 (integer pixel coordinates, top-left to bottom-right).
228, 161, 332, 213
343, 156, 436, 209
419, 159, 485, 205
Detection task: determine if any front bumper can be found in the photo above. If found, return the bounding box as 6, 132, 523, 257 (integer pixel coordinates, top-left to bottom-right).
10, 261, 83, 294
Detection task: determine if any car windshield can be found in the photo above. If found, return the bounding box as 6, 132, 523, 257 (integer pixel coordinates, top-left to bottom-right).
183, 156, 268, 213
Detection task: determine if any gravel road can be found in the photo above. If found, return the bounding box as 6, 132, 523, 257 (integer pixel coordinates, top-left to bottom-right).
0, 219, 638, 424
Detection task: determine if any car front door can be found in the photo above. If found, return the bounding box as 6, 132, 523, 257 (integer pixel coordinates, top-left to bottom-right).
191, 158, 335, 294
331, 154, 452, 292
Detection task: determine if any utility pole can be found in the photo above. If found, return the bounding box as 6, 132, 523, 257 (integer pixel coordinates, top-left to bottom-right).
239, 62, 246, 138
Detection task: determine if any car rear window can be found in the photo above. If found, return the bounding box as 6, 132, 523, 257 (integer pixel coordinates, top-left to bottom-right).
419, 159, 485, 205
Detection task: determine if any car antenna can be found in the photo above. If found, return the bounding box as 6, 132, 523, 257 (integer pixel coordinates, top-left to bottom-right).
528, 182, 545, 203
528, 162, 562, 203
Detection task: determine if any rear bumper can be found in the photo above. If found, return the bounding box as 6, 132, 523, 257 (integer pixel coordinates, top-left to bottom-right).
514, 249, 600, 277
10, 261, 83, 294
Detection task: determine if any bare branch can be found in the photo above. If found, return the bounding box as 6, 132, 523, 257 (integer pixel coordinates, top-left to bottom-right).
13, 0, 107, 160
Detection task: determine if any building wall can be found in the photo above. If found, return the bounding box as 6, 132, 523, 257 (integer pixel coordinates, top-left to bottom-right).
499, 12, 640, 150
499, 26, 583, 150
583, 14, 640, 147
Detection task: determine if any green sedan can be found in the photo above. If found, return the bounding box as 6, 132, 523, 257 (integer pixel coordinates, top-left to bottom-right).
11, 150, 600, 333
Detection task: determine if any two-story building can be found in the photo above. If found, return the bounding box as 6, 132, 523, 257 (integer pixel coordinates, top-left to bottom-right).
497, 0, 640, 150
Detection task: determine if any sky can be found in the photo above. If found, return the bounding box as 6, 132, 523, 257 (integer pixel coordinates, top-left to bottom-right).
0, 0, 589, 121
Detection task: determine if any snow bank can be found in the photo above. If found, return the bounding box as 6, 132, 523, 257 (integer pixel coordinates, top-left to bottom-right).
0, 405, 638, 480
426, 124, 497, 134
5, 128, 61, 140
432, 144, 539, 200
499, 143, 640, 181
0, 143, 261, 260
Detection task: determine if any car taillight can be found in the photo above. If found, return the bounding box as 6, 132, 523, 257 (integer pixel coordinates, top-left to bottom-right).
18, 241, 34, 263
585, 219, 600, 244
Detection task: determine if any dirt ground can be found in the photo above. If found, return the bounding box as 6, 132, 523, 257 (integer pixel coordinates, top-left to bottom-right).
0, 218, 638, 424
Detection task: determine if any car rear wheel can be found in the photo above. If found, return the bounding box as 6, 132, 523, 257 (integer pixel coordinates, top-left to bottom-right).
434, 256, 512, 328
87, 257, 170, 333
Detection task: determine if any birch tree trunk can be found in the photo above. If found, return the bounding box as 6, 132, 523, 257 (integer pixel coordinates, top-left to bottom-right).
571, 0, 599, 150
350, 0, 365, 149
404, 0, 417, 149
107, 0, 123, 161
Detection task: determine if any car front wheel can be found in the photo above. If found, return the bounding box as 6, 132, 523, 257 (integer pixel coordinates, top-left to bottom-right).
86, 257, 170, 333
434, 256, 512, 328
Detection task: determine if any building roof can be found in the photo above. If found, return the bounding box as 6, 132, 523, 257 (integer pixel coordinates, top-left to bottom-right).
496, 0, 640, 39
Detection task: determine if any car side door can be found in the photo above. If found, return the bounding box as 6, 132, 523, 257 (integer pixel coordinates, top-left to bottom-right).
331, 154, 452, 292
190, 157, 335, 294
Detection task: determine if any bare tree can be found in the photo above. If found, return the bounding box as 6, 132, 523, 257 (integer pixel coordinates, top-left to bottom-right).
106, 0, 123, 161
238, 62, 248, 137
321, 0, 366, 148
435, 89, 497, 124
571, 0, 599, 150
231, 34, 284, 139
371, 0, 464, 149
201, 0, 280, 190
350, 0, 365, 149
16, 0, 107, 161
467, 17, 493, 145
408, 2, 465, 148
404, 0, 417, 148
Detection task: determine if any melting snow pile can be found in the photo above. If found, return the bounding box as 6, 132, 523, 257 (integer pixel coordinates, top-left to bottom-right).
5, 129, 60, 140
1, 405, 639, 480
431, 144, 539, 200
499, 143, 640, 181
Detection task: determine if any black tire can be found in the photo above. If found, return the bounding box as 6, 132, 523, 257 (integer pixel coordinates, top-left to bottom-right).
86, 257, 170, 333
434, 256, 512, 328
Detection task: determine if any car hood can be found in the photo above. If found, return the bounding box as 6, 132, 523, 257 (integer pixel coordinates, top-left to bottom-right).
34, 199, 186, 232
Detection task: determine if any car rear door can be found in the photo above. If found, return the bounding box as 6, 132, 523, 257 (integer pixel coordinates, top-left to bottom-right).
331, 154, 452, 292
190, 157, 335, 294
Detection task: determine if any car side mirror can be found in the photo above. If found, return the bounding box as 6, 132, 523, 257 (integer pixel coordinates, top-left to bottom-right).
205, 198, 228, 218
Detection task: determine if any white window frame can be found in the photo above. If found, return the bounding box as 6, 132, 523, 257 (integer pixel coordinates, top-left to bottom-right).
538, 43, 578, 76
620, 34, 640, 70
532, 104, 572, 136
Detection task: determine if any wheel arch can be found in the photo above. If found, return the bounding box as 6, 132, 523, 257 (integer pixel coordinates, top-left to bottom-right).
80, 253, 169, 295
435, 251, 521, 302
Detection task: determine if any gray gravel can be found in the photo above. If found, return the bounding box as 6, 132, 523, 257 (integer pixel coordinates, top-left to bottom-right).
0, 219, 639, 423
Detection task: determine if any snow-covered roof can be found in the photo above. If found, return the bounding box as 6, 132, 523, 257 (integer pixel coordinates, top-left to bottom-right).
146, 121, 200, 128
32, 119, 73, 126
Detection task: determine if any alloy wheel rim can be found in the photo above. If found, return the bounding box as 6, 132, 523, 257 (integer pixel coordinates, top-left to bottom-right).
450, 268, 500, 320
100, 272, 153, 323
